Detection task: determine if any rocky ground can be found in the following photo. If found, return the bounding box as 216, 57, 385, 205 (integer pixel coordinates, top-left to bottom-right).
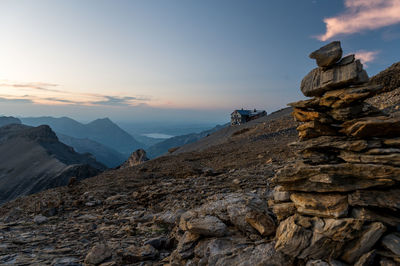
0, 55, 399, 265
0, 110, 298, 265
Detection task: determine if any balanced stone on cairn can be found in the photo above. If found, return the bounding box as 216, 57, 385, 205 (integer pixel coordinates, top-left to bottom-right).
270, 41, 400, 265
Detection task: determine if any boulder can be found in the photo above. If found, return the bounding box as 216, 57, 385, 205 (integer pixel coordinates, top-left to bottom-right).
186, 215, 228, 237
33, 214, 48, 225
84, 243, 112, 265
290, 193, 348, 218
120, 149, 149, 168
298, 218, 364, 259
245, 210, 276, 236
119, 244, 158, 263
187, 238, 293, 266
309, 41, 343, 67
300, 60, 368, 97
275, 215, 313, 257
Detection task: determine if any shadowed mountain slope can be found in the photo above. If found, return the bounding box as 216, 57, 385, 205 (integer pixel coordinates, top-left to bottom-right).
57, 134, 127, 168
0, 124, 106, 205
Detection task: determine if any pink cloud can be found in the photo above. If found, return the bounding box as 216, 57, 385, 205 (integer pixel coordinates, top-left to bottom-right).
354, 50, 380, 67
317, 0, 400, 41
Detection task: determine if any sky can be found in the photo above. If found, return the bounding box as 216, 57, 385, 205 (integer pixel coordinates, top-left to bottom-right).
1, 0, 400, 124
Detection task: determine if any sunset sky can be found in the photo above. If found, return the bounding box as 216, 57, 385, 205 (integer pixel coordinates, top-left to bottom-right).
1, 0, 400, 123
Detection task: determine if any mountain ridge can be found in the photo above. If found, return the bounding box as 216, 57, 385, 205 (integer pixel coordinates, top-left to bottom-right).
0, 123, 106, 205
21, 116, 143, 156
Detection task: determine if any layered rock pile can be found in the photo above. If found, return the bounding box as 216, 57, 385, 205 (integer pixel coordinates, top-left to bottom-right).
271, 41, 400, 265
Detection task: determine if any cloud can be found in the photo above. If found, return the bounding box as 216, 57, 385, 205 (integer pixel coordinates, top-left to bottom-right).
0, 97, 33, 104
317, 0, 400, 41
92, 96, 149, 106
0, 80, 151, 107
354, 50, 380, 67
0, 82, 62, 93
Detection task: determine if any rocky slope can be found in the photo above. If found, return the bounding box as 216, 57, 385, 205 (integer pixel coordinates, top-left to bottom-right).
0, 47, 399, 265
146, 124, 227, 158
0, 124, 106, 205
0, 108, 298, 265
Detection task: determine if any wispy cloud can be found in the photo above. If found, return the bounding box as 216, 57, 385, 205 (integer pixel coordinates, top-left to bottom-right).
0, 82, 61, 93
92, 96, 150, 106
317, 0, 400, 41
0, 97, 33, 104
354, 50, 380, 67
0, 80, 151, 107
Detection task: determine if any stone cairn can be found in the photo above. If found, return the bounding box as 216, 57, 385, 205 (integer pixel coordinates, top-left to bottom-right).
271, 41, 400, 265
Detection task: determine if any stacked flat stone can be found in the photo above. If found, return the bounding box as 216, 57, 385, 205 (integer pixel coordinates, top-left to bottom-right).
271, 41, 400, 265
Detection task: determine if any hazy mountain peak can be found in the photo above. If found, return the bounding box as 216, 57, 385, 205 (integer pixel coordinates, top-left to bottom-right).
0, 116, 21, 127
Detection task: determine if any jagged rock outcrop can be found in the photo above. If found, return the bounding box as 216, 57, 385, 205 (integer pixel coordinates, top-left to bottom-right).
120, 148, 149, 168
271, 41, 400, 265
168, 193, 291, 265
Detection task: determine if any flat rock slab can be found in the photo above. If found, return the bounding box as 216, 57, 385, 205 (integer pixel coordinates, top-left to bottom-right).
273, 163, 398, 192
341, 116, 400, 138
297, 121, 337, 140
319, 84, 382, 108
351, 208, 400, 227
339, 150, 400, 166
348, 189, 400, 211
293, 108, 333, 123
290, 193, 348, 218
289, 136, 381, 152
309, 41, 343, 67
301, 60, 368, 97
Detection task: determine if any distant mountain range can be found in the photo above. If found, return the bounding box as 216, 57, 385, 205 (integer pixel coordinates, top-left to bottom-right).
0, 123, 105, 204
0, 116, 21, 127
57, 133, 127, 168
146, 124, 228, 158
21, 116, 143, 160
